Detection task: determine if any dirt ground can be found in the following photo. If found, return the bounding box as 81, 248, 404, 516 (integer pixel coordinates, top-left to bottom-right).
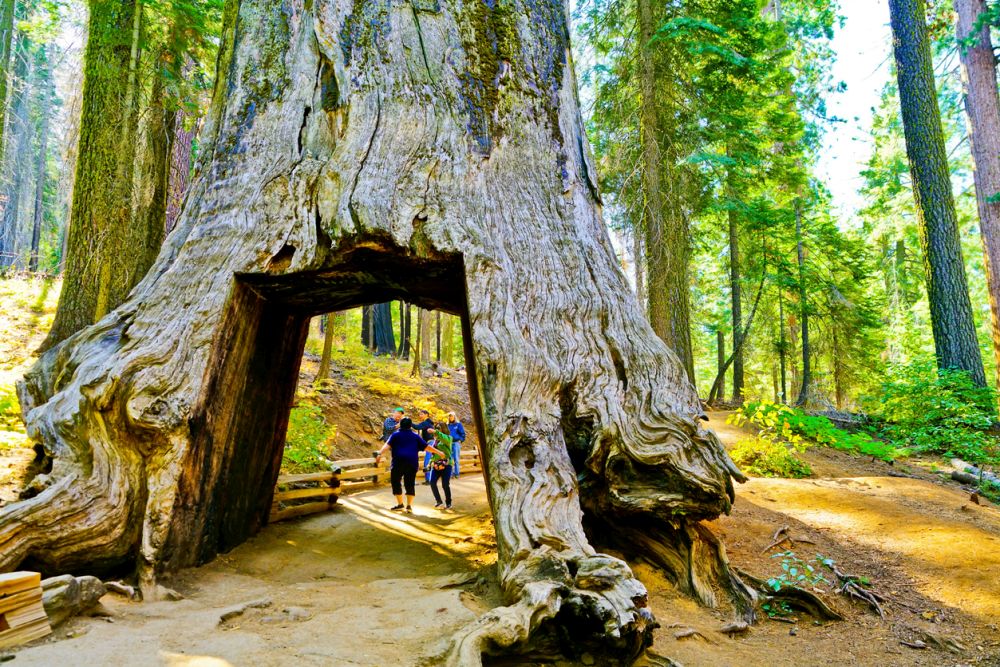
8, 412, 1000, 666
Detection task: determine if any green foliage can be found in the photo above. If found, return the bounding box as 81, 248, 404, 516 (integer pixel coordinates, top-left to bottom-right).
766, 550, 831, 593
864, 361, 1000, 467
0, 380, 29, 453
734, 399, 895, 461
282, 404, 336, 473
730, 435, 812, 478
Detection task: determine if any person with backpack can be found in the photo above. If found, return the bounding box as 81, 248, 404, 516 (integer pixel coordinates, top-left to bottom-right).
426, 423, 454, 509
375, 417, 445, 513
447, 412, 467, 478
413, 409, 435, 484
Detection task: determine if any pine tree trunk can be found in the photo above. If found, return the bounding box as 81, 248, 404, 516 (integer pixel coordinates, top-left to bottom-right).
317, 315, 336, 381
442, 314, 454, 366
397, 301, 411, 358
39, 0, 144, 351
794, 203, 811, 406
954, 0, 1000, 392
716, 328, 725, 391
165, 60, 196, 234
9, 2, 750, 661
889, 0, 986, 385
28, 50, 50, 273
361, 304, 372, 349
633, 227, 645, 309
435, 310, 441, 362
728, 193, 744, 404
133, 61, 171, 280
0, 28, 32, 268
372, 301, 395, 355
420, 307, 432, 363
0, 0, 14, 168
637, 0, 694, 384
778, 290, 787, 404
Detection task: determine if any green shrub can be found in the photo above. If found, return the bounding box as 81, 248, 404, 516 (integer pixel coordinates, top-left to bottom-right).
730, 435, 812, 478
283, 404, 336, 473
864, 361, 999, 467
733, 399, 895, 461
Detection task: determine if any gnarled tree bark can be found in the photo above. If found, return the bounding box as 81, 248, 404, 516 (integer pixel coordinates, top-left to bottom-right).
6, 0, 749, 662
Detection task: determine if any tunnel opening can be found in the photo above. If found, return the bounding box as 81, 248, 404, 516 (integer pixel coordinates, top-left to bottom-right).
162, 245, 493, 572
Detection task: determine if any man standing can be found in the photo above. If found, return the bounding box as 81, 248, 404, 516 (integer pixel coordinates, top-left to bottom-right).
382, 407, 404, 442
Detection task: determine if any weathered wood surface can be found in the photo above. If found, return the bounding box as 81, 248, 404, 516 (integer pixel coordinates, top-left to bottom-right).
7, 0, 747, 662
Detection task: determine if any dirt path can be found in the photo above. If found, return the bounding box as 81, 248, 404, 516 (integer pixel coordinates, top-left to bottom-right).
10, 413, 1000, 666
647, 412, 1000, 666
13, 477, 500, 667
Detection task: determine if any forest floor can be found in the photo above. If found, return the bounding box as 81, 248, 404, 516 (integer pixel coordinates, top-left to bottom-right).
3, 277, 1000, 665
10, 412, 999, 666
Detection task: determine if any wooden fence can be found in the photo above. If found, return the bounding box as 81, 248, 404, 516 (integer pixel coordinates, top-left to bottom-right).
269, 449, 483, 523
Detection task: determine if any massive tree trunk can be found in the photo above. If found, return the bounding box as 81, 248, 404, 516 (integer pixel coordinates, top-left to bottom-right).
954, 0, 1000, 392
636, 0, 695, 385
39, 0, 145, 350
8, 0, 749, 662
889, 0, 986, 386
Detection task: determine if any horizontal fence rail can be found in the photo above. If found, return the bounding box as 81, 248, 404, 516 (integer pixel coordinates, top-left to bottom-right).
269, 449, 483, 523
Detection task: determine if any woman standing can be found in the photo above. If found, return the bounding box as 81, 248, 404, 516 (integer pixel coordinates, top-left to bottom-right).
446, 412, 466, 478
426, 423, 454, 509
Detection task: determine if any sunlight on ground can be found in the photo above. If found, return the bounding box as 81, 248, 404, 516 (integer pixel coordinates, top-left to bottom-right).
160, 653, 234, 667
743, 476, 1000, 622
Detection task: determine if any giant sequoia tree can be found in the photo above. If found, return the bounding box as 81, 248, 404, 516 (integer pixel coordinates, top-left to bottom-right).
6, 0, 749, 662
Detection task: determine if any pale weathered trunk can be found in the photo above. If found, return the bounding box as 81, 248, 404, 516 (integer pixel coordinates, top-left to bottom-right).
954, 0, 1000, 392
9, 1, 748, 662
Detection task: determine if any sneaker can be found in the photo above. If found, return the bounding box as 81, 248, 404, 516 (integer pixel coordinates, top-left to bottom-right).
434, 503, 443, 508
390, 504, 404, 511
405, 505, 413, 513
445, 504, 452, 510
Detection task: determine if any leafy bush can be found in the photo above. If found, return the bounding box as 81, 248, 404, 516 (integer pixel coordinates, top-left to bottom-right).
283, 404, 336, 473
733, 399, 894, 461
864, 361, 999, 466
730, 435, 812, 478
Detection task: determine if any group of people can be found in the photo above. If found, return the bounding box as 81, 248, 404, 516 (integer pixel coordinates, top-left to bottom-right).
375, 407, 467, 513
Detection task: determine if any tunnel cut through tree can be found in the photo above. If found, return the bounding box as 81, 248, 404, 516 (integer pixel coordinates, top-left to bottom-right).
5, 0, 750, 663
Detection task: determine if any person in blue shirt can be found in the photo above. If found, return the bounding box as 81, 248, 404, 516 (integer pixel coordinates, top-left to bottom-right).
447, 412, 467, 478
375, 417, 444, 513
381, 407, 404, 441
